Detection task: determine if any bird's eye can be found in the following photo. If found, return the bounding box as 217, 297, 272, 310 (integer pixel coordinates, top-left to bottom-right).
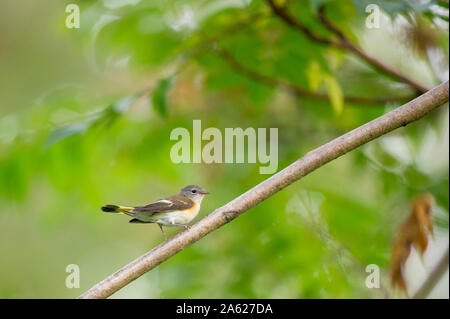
192, 190, 197, 193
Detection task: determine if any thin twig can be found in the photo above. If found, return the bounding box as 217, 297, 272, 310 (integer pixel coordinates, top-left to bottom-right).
78, 81, 448, 299
214, 46, 414, 105
266, 0, 343, 47
184, 10, 413, 106
412, 246, 449, 299
266, 0, 431, 94
317, 6, 431, 94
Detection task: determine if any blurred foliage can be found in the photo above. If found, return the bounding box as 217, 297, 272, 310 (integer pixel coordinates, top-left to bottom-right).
0, 0, 448, 298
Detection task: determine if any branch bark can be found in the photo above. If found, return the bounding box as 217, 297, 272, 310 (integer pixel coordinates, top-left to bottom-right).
78, 81, 449, 299
266, 0, 431, 94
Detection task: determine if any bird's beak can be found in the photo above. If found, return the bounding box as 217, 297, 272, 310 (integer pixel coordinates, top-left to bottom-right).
200, 189, 210, 195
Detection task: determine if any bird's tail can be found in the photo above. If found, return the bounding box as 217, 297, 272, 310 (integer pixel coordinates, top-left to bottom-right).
101, 205, 134, 213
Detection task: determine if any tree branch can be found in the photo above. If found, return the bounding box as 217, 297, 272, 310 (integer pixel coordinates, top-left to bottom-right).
266, 0, 343, 47
266, 0, 431, 94
412, 246, 449, 299
190, 9, 413, 106
213, 46, 414, 105
317, 6, 431, 94
78, 81, 449, 299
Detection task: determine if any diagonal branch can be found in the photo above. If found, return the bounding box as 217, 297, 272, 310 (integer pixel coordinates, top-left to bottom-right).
78, 81, 448, 299
190, 10, 414, 105
266, 0, 343, 47
317, 6, 431, 94
214, 47, 415, 105
412, 246, 449, 299
266, 0, 431, 94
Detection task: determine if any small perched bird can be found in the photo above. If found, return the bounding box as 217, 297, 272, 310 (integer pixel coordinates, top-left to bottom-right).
101, 185, 209, 240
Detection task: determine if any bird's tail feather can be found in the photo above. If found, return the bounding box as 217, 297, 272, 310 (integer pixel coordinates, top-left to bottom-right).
101, 205, 134, 213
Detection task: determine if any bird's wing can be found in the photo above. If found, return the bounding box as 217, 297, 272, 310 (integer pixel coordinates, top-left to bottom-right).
133, 194, 194, 212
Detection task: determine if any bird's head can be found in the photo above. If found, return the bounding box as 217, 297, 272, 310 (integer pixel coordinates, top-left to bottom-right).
180, 185, 210, 202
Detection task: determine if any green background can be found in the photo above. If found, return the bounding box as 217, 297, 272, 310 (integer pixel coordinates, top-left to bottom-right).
0, 0, 448, 298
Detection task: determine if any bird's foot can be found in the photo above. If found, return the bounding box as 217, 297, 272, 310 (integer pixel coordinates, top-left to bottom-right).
172, 223, 191, 230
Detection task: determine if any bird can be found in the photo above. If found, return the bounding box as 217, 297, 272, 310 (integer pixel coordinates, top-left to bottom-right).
101, 185, 210, 240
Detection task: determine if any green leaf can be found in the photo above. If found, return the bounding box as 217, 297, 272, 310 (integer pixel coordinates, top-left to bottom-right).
151, 76, 175, 117
98, 93, 140, 128
43, 93, 140, 148
306, 61, 323, 92
43, 121, 90, 149
438, 0, 449, 9
309, 0, 332, 11
324, 75, 344, 115
111, 93, 140, 114
351, 0, 409, 17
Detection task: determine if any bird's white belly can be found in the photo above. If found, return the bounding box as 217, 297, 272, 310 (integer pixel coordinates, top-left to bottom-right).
151, 204, 200, 226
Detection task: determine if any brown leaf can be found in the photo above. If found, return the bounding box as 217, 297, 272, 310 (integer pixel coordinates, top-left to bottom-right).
402, 14, 439, 58
390, 194, 435, 294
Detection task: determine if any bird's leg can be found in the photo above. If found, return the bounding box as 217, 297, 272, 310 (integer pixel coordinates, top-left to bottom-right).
158, 224, 168, 241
